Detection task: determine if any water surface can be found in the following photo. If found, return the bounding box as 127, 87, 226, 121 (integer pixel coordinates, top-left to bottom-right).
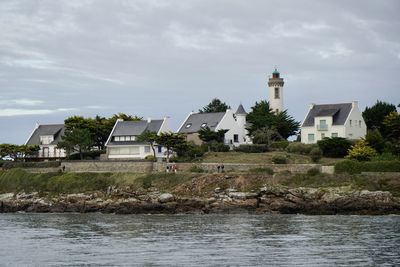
0, 213, 399, 266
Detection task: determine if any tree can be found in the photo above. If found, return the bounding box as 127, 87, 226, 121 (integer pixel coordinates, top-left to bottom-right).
346, 139, 378, 161
137, 131, 158, 160
365, 129, 385, 153
252, 126, 283, 146
246, 100, 300, 139
198, 127, 228, 143
156, 132, 187, 162
362, 100, 396, 134
199, 98, 231, 113
317, 137, 352, 158
57, 128, 92, 160
0, 144, 39, 161
383, 111, 400, 155
64, 113, 141, 150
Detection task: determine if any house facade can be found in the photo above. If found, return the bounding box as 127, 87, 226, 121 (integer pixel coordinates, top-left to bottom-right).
105, 118, 171, 160
25, 123, 66, 160
301, 101, 367, 144
177, 105, 251, 147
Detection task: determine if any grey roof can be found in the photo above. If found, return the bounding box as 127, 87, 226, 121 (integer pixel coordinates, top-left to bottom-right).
112, 120, 164, 136
235, 104, 247, 115
178, 112, 226, 133
26, 124, 65, 145
302, 103, 352, 127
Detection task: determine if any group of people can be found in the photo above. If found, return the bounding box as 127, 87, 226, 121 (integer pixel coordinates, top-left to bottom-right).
166, 164, 178, 173
216, 164, 225, 173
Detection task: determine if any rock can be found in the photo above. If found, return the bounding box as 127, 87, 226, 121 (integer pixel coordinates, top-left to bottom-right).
226, 188, 237, 193
228, 192, 259, 200
214, 187, 222, 194
158, 193, 174, 203
0, 193, 14, 201
224, 175, 233, 179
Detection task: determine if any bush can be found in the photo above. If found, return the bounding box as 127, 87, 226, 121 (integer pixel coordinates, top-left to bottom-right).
207, 141, 230, 152
286, 142, 317, 154
272, 155, 287, 164
145, 155, 156, 161
270, 141, 290, 150
67, 150, 105, 160
188, 165, 205, 173
346, 139, 378, 161
317, 137, 352, 158
335, 159, 400, 174
234, 144, 269, 153
309, 147, 323, 163
365, 129, 385, 153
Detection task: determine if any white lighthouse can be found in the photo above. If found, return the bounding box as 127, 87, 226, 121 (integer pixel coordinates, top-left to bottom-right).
268, 68, 284, 113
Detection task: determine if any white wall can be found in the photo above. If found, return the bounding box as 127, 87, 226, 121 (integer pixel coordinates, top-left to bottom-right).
269, 85, 283, 113
216, 110, 250, 146
343, 102, 367, 140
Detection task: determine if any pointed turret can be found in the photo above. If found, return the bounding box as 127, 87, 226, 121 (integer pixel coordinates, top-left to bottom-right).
235, 103, 247, 115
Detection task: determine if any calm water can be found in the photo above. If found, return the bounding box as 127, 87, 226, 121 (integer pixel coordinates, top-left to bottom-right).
0, 213, 399, 266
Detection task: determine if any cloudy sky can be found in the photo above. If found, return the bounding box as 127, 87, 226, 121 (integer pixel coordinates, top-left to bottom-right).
1, 0, 399, 143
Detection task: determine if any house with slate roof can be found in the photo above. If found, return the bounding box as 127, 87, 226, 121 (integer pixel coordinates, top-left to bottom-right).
301, 101, 366, 144
178, 105, 251, 147
25, 123, 66, 160
105, 117, 171, 159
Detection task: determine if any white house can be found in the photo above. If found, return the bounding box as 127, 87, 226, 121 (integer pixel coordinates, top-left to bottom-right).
105, 118, 171, 160
301, 101, 367, 144
25, 123, 66, 160
177, 105, 251, 147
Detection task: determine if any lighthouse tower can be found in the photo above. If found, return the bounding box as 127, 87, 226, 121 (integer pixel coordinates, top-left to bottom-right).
268, 68, 284, 113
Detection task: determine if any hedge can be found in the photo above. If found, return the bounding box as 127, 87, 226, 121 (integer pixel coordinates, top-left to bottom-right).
67, 150, 105, 160
335, 160, 400, 174
1, 161, 61, 169
270, 141, 290, 150
234, 144, 269, 153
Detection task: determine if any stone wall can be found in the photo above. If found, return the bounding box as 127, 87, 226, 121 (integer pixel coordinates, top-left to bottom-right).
62, 161, 153, 173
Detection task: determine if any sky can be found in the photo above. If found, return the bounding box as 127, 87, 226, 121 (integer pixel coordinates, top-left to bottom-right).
0, 0, 399, 144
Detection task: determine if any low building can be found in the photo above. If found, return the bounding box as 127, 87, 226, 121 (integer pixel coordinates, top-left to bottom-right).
301, 101, 367, 144
105, 118, 171, 160
177, 105, 251, 147
25, 123, 66, 160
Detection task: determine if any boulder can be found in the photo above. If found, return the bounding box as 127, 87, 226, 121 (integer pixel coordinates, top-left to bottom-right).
158, 193, 175, 203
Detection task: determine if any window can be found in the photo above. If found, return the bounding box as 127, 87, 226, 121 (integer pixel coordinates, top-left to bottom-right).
233, 134, 239, 143
276, 109, 279, 113
349, 120, 352, 127
114, 136, 120, 141
201, 123, 208, 128
40, 135, 53, 145
126, 136, 131, 141
321, 133, 325, 139
274, 87, 280, 99
144, 146, 151, 153
348, 133, 353, 138
331, 133, 338, 138
185, 123, 192, 128
359, 120, 362, 128
308, 134, 315, 142
158, 146, 162, 153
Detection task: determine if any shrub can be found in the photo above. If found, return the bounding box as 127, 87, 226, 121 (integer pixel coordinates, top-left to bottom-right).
208, 141, 230, 152
335, 159, 400, 174
365, 129, 385, 153
234, 144, 269, 153
346, 139, 378, 161
309, 147, 323, 163
270, 141, 290, 150
189, 165, 205, 173
272, 155, 287, 164
317, 137, 352, 158
286, 142, 316, 154
145, 155, 156, 161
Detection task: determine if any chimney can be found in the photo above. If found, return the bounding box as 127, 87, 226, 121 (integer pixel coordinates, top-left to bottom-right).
147, 117, 151, 123
309, 103, 316, 109
352, 101, 358, 108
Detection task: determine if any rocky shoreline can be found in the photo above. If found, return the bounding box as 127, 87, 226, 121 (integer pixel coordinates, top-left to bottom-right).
1, 186, 400, 215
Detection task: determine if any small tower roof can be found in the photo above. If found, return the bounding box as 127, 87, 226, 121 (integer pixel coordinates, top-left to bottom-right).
273, 67, 279, 75
235, 104, 247, 115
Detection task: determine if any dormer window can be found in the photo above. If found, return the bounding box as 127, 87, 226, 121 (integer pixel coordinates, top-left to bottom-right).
185, 123, 192, 128
40, 135, 53, 145
201, 123, 207, 128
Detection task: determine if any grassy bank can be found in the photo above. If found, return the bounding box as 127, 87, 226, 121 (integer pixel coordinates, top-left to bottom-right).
1, 168, 399, 198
